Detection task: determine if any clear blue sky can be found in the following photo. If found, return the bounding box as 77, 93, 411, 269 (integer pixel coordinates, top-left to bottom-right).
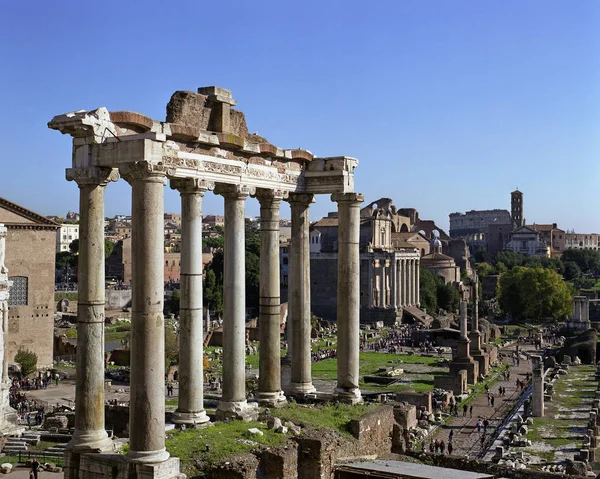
1, 1, 599, 233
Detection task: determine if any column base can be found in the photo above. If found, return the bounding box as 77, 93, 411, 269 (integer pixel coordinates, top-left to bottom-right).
67, 429, 115, 453
334, 387, 363, 404
127, 448, 170, 464
216, 399, 259, 421
73, 453, 185, 479
172, 409, 210, 426
256, 390, 287, 407
287, 382, 316, 397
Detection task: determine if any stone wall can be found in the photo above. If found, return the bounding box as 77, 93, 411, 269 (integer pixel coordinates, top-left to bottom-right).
394, 392, 432, 413
5, 227, 55, 368
347, 405, 395, 454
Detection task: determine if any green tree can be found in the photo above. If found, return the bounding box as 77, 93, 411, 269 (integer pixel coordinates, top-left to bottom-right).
14, 349, 38, 378
564, 261, 582, 281
202, 236, 224, 250
437, 282, 460, 312
562, 248, 600, 277
203, 268, 223, 315
419, 267, 439, 314
164, 317, 179, 368
497, 266, 572, 322
104, 239, 115, 259
69, 238, 79, 254
476, 262, 495, 277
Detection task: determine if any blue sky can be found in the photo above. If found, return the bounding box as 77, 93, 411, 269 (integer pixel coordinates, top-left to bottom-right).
1, 1, 598, 233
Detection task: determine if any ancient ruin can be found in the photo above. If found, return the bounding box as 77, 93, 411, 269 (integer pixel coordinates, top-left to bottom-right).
48, 86, 363, 479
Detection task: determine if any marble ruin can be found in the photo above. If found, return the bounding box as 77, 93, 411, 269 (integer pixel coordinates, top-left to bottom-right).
469, 274, 490, 375
49, 86, 364, 479
0, 226, 18, 433
566, 296, 592, 330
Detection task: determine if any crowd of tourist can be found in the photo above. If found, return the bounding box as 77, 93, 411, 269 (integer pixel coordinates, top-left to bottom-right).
311, 348, 336, 362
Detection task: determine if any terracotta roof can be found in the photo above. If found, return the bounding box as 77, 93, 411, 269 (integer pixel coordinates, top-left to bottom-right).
531, 224, 564, 233
313, 217, 338, 227
421, 252, 455, 262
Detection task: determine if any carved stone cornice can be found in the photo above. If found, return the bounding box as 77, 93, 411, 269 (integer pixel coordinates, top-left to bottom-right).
66, 167, 119, 187
331, 192, 364, 204
213, 184, 255, 199
170, 178, 215, 196
287, 193, 315, 206
120, 161, 169, 186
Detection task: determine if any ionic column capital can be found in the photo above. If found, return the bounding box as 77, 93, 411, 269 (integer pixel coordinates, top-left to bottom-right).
120, 161, 169, 186
331, 192, 364, 204
66, 167, 119, 187
214, 183, 255, 199
287, 193, 315, 206
255, 188, 288, 205
170, 178, 215, 195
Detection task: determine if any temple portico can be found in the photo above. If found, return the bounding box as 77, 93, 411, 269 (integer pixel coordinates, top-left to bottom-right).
49, 86, 362, 479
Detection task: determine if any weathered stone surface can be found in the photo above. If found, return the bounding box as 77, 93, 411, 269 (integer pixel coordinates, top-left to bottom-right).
44, 415, 68, 429
267, 417, 282, 431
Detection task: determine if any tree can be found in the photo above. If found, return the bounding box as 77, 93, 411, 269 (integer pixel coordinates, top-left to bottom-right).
164, 317, 179, 368
419, 267, 438, 314
437, 282, 460, 312
564, 261, 582, 281
497, 266, 572, 322
14, 349, 37, 378
68, 238, 114, 259
69, 238, 79, 254
562, 249, 600, 277
476, 262, 495, 277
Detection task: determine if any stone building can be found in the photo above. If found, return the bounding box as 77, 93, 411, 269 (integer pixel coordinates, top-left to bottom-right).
449, 209, 511, 251
0, 196, 57, 369
565, 232, 600, 250
530, 223, 565, 257
511, 189, 524, 228
420, 237, 461, 284
487, 222, 514, 257
50, 85, 364, 479
311, 198, 421, 324
505, 225, 550, 257
390, 231, 430, 256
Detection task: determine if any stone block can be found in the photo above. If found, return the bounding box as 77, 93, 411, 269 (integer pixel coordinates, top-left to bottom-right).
267, 417, 282, 430
248, 428, 263, 436
261, 442, 298, 479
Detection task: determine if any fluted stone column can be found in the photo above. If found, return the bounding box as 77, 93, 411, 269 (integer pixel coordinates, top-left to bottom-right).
122, 163, 169, 463
412, 259, 417, 306
470, 273, 483, 354
407, 260, 413, 306
416, 260, 420, 307
391, 258, 397, 309
368, 258, 374, 308
333, 193, 363, 404
256, 189, 287, 406
66, 167, 117, 456
171, 178, 213, 426
287, 194, 316, 396
216, 185, 256, 419
381, 261, 387, 307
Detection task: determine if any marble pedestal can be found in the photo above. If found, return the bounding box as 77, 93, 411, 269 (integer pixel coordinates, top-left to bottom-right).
66, 452, 185, 479
214, 400, 259, 422
472, 353, 490, 377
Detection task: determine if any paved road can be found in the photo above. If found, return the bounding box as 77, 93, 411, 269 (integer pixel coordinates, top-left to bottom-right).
436, 343, 537, 458
0, 466, 62, 477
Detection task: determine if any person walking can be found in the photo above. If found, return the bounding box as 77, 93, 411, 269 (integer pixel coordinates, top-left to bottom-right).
463, 403, 468, 417
448, 441, 453, 455
31, 457, 40, 479
469, 405, 473, 418
449, 430, 454, 442
490, 395, 495, 407
476, 419, 482, 433
440, 440, 445, 455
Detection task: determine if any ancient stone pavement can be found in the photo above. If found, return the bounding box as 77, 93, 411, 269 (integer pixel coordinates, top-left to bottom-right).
437, 343, 538, 458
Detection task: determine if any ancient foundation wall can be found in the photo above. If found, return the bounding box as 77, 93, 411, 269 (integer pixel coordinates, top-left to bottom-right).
310, 257, 338, 322
394, 392, 432, 413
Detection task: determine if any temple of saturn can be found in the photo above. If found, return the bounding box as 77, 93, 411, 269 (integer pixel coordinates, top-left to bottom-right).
48, 86, 364, 479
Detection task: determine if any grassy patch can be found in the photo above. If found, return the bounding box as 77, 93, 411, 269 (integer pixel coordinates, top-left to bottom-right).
166, 420, 286, 476
272, 402, 379, 435
28, 441, 62, 451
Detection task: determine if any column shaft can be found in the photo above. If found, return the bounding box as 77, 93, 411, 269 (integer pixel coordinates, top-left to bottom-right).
126, 167, 169, 463
172, 179, 211, 425
333, 193, 363, 403
217, 186, 250, 416
287, 194, 315, 395
407, 260, 412, 306
368, 259, 374, 308
67, 168, 114, 454
391, 258, 397, 309
257, 191, 286, 405
416, 260, 420, 307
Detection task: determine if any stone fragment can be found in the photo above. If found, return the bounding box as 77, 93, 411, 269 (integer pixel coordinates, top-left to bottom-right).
0, 463, 12, 473
275, 425, 288, 434
247, 428, 263, 436
267, 417, 282, 430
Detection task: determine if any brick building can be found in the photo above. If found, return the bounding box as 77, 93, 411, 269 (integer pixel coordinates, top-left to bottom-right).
0, 197, 57, 368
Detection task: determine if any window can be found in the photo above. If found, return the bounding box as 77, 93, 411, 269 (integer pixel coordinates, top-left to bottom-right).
8, 276, 28, 306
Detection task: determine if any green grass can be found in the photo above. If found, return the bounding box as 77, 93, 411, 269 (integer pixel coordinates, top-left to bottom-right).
166, 420, 286, 476
28, 441, 61, 451
272, 402, 379, 436
55, 292, 78, 302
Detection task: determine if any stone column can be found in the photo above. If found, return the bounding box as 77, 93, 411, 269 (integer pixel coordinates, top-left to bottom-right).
216, 185, 255, 420
0, 225, 9, 384
287, 194, 316, 396
171, 178, 213, 426
531, 355, 544, 417
391, 258, 397, 310
256, 189, 287, 406
66, 167, 117, 455
379, 261, 385, 308
367, 258, 374, 308
333, 193, 364, 404
121, 163, 169, 463
407, 260, 413, 306
416, 259, 420, 307
470, 275, 482, 354
398, 259, 404, 306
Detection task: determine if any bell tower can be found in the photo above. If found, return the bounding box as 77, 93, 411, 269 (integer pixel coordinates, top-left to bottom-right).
511, 189, 523, 228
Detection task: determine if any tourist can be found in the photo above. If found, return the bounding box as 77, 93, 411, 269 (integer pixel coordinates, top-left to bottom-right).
429, 439, 435, 453
483, 418, 489, 433
30, 457, 40, 479
476, 419, 482, 432
463, 404, 468, 417
440, 440, 445, 454
469, 405, 473, 418
447, 441, 453, 455
490, 395, 495, 407
449, 430, 454, 442
434, 439, 440, 453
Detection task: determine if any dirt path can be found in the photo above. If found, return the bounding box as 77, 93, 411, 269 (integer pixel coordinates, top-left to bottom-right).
436, 343, 538, 458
